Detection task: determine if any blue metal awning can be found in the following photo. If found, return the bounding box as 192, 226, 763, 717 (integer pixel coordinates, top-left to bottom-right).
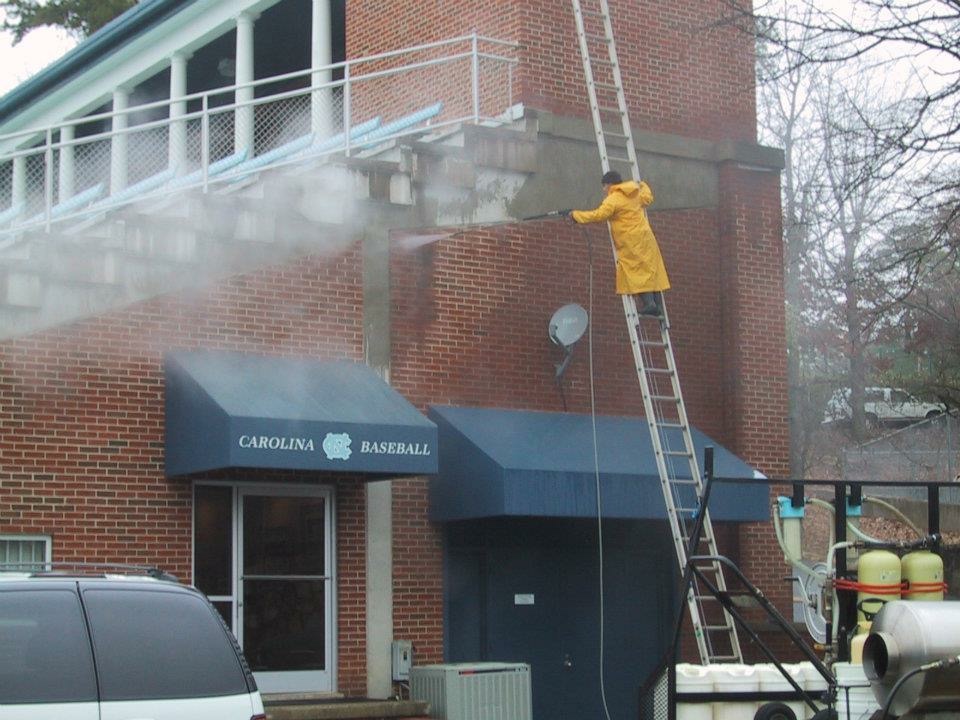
428, 405, 768, 522
165, 351, 437, 477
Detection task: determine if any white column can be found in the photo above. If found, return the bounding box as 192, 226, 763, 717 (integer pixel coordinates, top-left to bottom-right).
366, 479, 393, 698
311, 0, 333, 138
234, 12, 256, 154
58, 124, 75, 200
169, 52, 190, 173
110, 88, 129, 194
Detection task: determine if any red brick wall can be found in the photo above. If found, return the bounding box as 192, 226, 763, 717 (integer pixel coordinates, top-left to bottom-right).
392, 477, 444, 666
346, 0, 757, 141
717, 162, 792, 645
390, 210, 729, 428
0, 249, 373, 693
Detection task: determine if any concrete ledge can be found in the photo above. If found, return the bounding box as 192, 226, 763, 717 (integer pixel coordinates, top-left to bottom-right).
522, 106, 784, 170
263, 695, 429, 720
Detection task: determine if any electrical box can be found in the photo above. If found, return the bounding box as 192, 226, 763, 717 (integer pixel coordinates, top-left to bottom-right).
392, 640, 413, 681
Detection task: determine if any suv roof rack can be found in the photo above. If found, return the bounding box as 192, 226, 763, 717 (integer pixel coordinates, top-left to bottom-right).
0, 561, 179, 583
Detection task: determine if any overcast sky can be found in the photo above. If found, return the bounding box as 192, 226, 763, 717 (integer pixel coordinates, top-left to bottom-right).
0, 13, 78, 96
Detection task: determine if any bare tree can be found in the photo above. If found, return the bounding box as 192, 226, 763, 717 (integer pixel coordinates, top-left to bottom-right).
747, 0, 960, 463
808, 73, 920, 440
888, 202, 960, 409
757, 10, 830, 475
750, 0, 960, 248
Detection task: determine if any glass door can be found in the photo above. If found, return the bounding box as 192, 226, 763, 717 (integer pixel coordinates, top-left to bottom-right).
238, 487, 333, 693
194, 484, 334, 693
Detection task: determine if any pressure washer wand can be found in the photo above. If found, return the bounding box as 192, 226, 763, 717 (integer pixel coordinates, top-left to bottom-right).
521, 210, 571, 221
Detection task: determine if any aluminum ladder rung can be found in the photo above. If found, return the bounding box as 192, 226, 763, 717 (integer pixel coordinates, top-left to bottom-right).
585, 32, 611, 43
597, 104, 624, 115
704, 624, 735, 632
662, 450, 693, 458
693, 594, 721, 603
693, 564, 722, 577
649, 394, 681, 403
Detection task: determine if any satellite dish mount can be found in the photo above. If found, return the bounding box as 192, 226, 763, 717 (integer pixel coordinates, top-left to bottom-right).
548, 303, 589, 381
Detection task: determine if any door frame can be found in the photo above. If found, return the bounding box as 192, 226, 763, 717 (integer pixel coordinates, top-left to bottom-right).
192, 481, 337, 694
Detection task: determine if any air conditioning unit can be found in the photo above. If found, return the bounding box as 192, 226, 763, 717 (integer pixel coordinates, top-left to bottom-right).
409, 662, 532, 720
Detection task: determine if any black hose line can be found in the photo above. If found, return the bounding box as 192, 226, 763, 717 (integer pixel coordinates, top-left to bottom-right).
880, 656, 960, 719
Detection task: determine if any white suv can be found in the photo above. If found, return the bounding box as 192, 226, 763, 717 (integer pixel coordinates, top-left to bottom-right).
0, 565, 265, 720
823, 387, 944, 426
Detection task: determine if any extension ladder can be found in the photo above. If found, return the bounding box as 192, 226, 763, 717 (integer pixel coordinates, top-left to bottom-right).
570, 0, 743, 664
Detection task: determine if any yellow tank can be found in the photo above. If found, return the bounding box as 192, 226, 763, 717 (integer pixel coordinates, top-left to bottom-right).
857, 550, 901, 623
901, 550, 945, 601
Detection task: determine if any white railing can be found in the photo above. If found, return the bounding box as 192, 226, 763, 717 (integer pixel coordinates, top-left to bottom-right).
0, 33, 518, 239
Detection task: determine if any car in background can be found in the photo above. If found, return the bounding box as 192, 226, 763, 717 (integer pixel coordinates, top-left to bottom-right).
0, 565, 266, 720
823, 387, 945, 427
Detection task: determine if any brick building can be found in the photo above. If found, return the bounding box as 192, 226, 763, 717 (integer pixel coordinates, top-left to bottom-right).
0, 0, 786, 717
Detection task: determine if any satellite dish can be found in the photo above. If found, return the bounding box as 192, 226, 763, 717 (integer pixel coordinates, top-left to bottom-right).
548, 303, 589, 349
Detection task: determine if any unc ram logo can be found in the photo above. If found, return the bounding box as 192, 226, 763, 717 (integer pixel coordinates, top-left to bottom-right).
322, 432, 352, 461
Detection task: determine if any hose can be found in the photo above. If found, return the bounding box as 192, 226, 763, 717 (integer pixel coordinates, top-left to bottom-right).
805, 497, 836, 547
806, 497, 909, 545
862, 496, 925, 539
771, 501, 824, 583
844, 522, 888, 545
826, 541, 856, 638
879, 655, 960, 719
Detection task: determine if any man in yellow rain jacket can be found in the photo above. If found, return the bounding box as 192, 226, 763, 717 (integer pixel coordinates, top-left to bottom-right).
568, 170, 670, 317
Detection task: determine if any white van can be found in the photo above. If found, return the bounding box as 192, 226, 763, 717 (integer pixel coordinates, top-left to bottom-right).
823, 387, 944, 426
0, 569, 266, 720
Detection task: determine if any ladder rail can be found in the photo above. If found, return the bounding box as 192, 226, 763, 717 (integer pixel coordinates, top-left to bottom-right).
570, 0, 742, 664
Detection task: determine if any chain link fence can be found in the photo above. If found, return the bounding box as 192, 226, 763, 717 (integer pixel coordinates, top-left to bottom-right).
638, 663, 672, 720
842, 414, 960, 504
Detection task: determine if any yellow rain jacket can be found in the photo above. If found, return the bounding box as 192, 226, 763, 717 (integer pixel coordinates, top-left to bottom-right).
572, 180, 670, 295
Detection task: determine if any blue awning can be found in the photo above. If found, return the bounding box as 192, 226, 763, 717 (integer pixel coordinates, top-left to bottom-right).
165, 351, 437, 477
428, 405, 768, 522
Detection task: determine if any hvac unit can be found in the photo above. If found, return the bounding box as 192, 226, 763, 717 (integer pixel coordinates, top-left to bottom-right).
409, 662, 532, 720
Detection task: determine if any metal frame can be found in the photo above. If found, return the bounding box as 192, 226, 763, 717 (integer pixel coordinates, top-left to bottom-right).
642, 451, 956, 718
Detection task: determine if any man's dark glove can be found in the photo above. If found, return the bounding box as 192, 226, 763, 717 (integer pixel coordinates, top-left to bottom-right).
557, 209, 574, 219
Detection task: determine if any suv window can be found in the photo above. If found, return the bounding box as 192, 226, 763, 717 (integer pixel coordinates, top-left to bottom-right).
0, 589, 98, 703
83, 588, 249, 701
890, 390, 911, 403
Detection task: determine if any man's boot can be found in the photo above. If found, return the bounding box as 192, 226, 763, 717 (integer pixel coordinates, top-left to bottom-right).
638, 292, 662, 317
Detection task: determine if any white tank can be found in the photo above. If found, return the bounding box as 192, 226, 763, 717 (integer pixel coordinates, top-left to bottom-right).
797, 662, 829, 720
833, 661, 880, 720
675, 664, 714, 720
710, 664, 758, 720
